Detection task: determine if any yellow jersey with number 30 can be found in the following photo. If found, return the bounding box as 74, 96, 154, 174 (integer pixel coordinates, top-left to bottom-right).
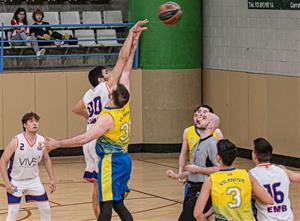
210, 168, 255, 221
96, 102, 130, 155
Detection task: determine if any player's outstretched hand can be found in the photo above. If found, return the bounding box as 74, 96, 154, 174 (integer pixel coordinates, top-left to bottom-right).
130, 19, 149, 34
50, 179, 56, 193
44, 137, 59, 152
166, 169, 179, 179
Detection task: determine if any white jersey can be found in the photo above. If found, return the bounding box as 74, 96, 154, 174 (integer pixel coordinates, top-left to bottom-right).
9, 133, 45, 180
83, 82, 110, 130
250, 163, 293, 221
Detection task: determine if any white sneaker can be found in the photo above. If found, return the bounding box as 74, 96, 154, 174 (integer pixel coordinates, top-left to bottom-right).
36, 48, 46, 57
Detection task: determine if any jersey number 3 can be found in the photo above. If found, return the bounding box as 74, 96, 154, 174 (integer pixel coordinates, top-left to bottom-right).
119, 123, 129, 142
227, 187, 242, 208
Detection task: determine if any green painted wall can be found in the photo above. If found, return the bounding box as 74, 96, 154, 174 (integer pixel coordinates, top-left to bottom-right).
129, 0, 202, 69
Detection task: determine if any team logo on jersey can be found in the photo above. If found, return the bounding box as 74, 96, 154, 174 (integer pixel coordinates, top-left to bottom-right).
37, 142, 44, 151
189, 138, 194, 145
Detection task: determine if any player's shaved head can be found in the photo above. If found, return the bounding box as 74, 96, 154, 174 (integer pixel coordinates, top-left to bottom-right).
206, 112, 220, 130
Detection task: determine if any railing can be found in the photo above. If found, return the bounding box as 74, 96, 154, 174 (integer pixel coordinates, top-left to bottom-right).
0, 22, 139, 72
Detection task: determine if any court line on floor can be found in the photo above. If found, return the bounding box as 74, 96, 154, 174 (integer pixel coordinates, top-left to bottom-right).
131, 189, 182, 204
17, 208, 32, 221
135, 159, 179, 169
79, 202, 179, 221
1, 156, 181, 220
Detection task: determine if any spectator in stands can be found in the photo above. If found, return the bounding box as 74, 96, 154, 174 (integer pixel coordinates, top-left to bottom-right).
30, 9, 64, 46
11, 8, 45, 57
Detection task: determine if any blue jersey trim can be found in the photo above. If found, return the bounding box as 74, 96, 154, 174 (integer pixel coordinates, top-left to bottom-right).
194, 126, 201, 137
219, 167, 236, 172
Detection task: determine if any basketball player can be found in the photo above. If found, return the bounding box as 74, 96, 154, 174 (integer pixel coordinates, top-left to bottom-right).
0, 112, 55, 221
166, 105, 223, 182
44, 20, 147, 221
194, 139, 273, 221
71, 66, 109, 218
70, 20, 148, 218
250, 138, 295, 221
178, 112, 221, 221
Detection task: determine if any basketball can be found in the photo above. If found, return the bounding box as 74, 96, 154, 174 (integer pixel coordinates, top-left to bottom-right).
158, 1, 182, 25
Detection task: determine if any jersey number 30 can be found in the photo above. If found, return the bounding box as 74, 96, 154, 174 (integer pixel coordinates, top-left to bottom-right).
87, 96, 102, 117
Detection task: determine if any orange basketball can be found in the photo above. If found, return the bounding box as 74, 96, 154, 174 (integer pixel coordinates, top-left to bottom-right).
158, 1, 182, 25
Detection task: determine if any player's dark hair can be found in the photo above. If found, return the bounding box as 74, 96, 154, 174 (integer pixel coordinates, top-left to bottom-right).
253, 137, 273, 163
88, 66, 105, 87
194, 104, 214, 113
22, 112, 40, 131
217, 139, 238, 166
111, 84, 130, 108
32, 9, 44, 22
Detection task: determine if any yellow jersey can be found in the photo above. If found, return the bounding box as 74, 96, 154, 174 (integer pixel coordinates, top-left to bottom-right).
210, 168, 255, 221
96, 102, 130, 155
186, 125, 218, 160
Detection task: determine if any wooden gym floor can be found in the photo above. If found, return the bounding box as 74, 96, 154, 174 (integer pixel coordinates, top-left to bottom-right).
0, 153, 299, 221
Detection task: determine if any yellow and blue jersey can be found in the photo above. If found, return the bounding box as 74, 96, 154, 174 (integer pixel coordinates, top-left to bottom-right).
96, 102, 132, 202
96, 102, 130, 156
186, 125, 218, 160
211, 168, 255, 221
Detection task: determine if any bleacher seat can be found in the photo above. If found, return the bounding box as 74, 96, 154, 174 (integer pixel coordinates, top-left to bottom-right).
96, 29, 121, 46
82, 11, 102, 26
0, 13, 13, 27
60, 11, 80, 25
103, 10, 123, 24
74, 29, 96, 46
44, 12, 60, 25
27, 12, 34, 25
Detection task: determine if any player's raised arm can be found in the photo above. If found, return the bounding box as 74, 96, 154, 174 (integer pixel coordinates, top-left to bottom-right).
0, 138, 18, 194
119, 30, 143, 91
107, 19, 149, 88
